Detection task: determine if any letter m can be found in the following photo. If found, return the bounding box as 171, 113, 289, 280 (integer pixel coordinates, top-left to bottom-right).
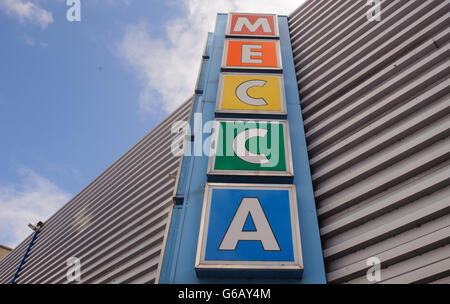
233, 17, 272, 33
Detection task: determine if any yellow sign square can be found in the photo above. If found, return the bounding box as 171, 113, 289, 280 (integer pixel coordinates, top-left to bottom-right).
216, 73, 287, 115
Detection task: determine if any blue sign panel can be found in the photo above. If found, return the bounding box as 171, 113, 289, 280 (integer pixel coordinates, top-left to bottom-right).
195, 183, 303, 278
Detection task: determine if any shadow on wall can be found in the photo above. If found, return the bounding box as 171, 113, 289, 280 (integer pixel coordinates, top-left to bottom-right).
0, 245, 12, 261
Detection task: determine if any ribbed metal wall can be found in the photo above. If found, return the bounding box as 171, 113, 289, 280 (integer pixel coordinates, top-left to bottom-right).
0, 98, 193, 284
288, 0, 449, 283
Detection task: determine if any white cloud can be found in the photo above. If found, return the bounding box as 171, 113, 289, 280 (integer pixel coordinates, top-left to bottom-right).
117, 0, 305, 115
0, 167, 71, 248
0, 0, 54, 29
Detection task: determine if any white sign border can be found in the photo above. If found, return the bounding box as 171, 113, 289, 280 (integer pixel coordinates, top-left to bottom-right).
195, 183, 303, 273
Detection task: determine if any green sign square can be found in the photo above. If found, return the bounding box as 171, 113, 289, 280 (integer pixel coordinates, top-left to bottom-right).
210, 120, 292, 175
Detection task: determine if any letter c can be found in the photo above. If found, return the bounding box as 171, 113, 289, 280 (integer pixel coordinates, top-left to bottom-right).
236, 80, 268, 106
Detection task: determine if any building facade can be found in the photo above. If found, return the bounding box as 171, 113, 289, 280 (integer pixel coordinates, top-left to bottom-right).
288, 0, 449, 283
0, 0, 448, 284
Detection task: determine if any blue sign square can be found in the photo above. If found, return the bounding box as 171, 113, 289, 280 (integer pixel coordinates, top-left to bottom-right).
205, 188, 294, 261
196, 184, 303, 277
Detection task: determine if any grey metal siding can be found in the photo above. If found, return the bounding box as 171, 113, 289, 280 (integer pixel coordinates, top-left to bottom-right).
0, 98, 193, 284
288, 0, 449, 283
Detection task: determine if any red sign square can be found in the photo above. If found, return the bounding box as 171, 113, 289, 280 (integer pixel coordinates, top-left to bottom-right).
227, 13, 278, 37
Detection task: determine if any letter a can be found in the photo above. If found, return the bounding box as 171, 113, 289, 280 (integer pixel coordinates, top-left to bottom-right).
66, 0, 81, 22
219, 197, 280, 251
66, 257, 82, 282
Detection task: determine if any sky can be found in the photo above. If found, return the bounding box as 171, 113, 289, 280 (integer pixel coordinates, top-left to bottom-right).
0, 0, 305, 248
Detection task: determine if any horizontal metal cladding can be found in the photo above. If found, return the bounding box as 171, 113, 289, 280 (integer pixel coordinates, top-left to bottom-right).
288, 0, 449, 283
0, 98, 193, 284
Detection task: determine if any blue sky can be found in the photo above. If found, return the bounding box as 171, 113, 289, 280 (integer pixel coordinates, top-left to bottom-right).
0, 0, 302, 248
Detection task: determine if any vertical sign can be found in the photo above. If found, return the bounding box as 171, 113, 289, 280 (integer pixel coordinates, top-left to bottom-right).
159, 12, 326, 284
195, 13, 303, 278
